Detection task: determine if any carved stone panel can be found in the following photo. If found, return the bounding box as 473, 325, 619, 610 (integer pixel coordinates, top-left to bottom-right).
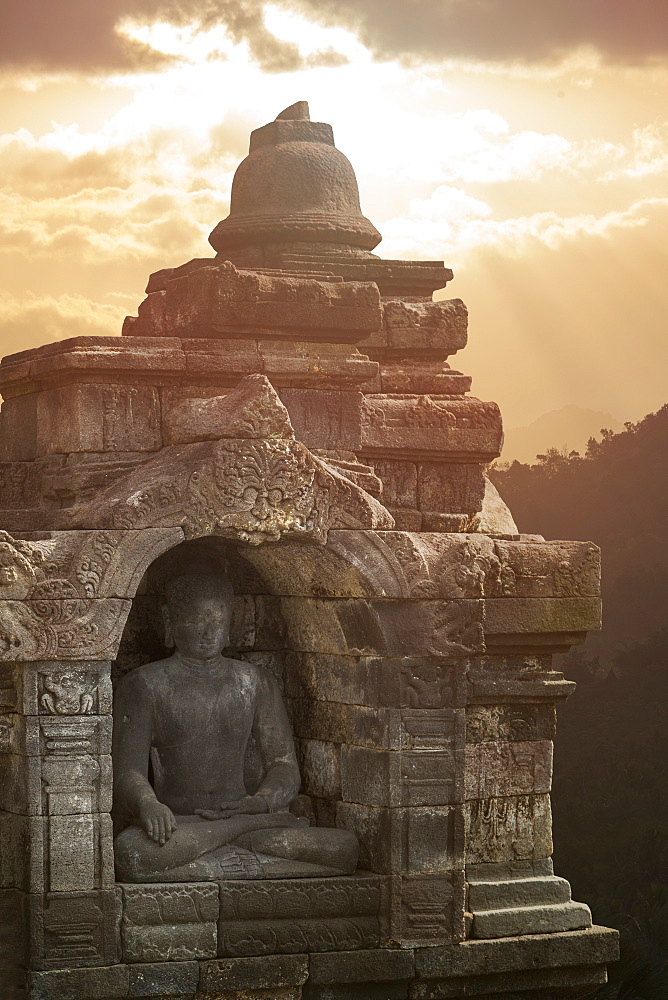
464, 741, 553, 800
120, 883, 219, 963
72, 438, 392, 542
464, 793, 553, 864
2, 662, 112, 717
0, 600, 130, 662
383, 871, 466, 947
466, 705, 557, 744
28, 889, 121, 970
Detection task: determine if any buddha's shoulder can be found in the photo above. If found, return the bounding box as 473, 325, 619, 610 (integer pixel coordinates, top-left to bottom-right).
224, 656, 277, 688
117, 657, 177, 689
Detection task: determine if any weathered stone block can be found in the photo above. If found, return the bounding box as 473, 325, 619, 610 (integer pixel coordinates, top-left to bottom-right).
158, 262, 382, 340
35, 383, 161, 455
0, 809, 114, 893
177, 337, 262, 382
466, 705, 557, 743
128, 960, 199, 996
370, 460, 417, 509
420, 513, 469, 532
337, 802, 464, 874
466, 858, 554, 881
163, 377, 294, 446
464, 794, 553, 864
295, 739, 341, 800
413, 925, 619, 979
4, 712, 112, 757
382, 299, 467, 355
410, 964, 609, 999
466, 654, 576, 704
471, 899, 592, 939
389, 509, 422, 531
284, 654, 466, 711
0, 393, 39, 462
28, 889, 121, 970
289, 700, 465, 752
308, 948, 415, 983
258, 340, 377, 389
464, 741, 553, 799
28, 962, 129, 1000
280, 389, 362, 450
48, 812, 114, 892
0, 747, 112, 815
383, 871, 466, 946
121, 883, 219, 963
341, 746, 463, 807
305, 983, 408, 1000
493, 538, 600, 598
200, 954, 308, 991
482, 596, 602, 638
417, 463, 486, 516
360, 397, 502, 461
467, 875, 571, 910
379, 364, 472, 396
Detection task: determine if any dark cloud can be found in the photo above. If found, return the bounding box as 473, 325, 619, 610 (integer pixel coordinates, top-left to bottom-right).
293, 0, 668, 66
0, 0, 665, 74
0, 0, 174, 71
0, 0, 337, 74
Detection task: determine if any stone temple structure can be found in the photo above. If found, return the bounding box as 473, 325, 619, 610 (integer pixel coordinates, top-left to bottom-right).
0, 102, 617, 999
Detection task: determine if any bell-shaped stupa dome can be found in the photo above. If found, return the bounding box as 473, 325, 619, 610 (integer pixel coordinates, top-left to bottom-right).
209, 102, 381, 254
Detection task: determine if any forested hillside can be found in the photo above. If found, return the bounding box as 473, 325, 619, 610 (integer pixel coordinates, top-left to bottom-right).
491, 406, 668, 999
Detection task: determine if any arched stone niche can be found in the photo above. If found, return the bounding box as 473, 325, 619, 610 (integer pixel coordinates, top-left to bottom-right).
0, 432, 609, 977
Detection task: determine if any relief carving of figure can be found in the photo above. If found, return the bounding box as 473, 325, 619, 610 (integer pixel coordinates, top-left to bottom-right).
112, 572, 359, 882
40, 672, 96, 714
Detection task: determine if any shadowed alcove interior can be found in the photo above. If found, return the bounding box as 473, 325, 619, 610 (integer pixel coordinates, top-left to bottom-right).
112, 533, 380, 838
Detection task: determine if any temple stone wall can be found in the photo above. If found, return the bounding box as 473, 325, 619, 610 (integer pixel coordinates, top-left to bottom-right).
0, 101, 618, 999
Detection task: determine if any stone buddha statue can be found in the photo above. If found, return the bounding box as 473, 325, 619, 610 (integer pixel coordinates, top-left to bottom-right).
112, 572, 358, 882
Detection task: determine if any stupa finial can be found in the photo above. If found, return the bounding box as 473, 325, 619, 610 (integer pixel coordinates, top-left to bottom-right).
275, 101, 310, 121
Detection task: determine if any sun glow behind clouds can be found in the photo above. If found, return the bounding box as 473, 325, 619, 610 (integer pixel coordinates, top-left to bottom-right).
1, 1, 667, 425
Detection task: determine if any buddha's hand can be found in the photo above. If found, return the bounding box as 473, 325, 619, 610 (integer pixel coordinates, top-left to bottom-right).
139, 801, 177, 846
195, 794, 269, 821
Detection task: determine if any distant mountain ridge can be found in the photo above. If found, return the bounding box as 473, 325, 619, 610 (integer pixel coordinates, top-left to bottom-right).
501, 404, 624, 465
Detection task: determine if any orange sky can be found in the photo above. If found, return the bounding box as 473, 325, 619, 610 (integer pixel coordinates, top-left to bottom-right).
1, 1, 667, 429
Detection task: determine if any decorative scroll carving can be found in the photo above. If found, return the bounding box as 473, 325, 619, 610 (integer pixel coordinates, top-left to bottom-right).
552, 545, 600, 597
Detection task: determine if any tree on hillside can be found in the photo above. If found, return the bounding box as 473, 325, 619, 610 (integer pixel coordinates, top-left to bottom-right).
490, 406, 668, 999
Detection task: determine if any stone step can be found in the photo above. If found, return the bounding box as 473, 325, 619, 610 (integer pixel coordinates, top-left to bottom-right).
471, 901, 593, 939
468, 876, 572, 911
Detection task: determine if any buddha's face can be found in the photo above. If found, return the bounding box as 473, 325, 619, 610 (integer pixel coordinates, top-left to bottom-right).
168, 595, 232, 661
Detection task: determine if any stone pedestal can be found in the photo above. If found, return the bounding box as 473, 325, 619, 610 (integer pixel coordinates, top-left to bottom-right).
0, 101, 617, 1000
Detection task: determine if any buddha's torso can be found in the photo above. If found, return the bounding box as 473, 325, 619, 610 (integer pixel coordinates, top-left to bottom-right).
137, 655, 259, 814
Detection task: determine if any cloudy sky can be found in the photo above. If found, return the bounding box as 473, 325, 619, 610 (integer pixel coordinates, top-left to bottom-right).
1, 0, 667, 429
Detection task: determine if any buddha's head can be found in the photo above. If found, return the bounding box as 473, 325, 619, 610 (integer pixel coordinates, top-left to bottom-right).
162, 572, 234, 661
